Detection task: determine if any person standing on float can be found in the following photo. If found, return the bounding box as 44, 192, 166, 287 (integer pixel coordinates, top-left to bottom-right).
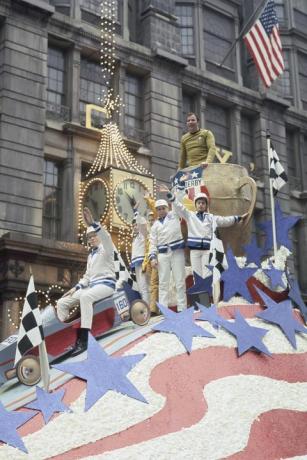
179, 112, 217, 169
149, 199, 186, 311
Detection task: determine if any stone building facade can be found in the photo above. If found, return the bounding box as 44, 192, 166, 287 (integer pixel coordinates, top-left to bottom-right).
0, 0, 306, 339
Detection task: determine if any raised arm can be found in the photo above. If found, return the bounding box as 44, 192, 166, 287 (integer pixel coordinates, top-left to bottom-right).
83, 207, 113, 257
158, 184, 189, 220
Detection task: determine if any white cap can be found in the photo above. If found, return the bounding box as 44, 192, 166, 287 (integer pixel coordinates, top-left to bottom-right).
155, 199, 169, 208
194, 192, 209, 204
86, 225, 96, 235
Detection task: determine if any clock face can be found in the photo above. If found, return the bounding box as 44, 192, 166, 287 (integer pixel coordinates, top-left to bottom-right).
114, 179, 149, 224
83, 178, 109, 223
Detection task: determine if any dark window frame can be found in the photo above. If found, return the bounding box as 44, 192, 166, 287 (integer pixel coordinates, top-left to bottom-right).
42, 159, 62, 240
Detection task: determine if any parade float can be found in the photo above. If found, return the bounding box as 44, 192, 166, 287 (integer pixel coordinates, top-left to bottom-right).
0, 1, 307, 458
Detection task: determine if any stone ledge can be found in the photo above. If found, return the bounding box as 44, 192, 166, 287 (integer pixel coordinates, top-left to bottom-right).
153, 48, 188, 67
17, 0, 55, 14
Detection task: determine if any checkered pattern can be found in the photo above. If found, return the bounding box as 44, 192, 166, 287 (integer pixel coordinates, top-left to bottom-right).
14, 276, 44, 365
208, 219, 228, 283
269, 143, 288, 195
113, 247, 139, 292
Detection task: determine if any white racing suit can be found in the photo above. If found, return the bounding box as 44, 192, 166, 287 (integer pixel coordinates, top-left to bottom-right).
149, 211, 186, 311
57, 222, 116, 329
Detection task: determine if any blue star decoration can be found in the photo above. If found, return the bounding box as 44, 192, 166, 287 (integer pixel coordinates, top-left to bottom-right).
258, 201, 300, 251
0, 402, 36, 453
287, 276, 307, 323
53, 334, 147, 411
255, 288, 307, 349
196, 303, 223, 329
243, 236, 265, 266
25, 386, 71, 424
263, 265, 286, 289
220, 249, 257, 303
187, 271, 213, 296
152, 303, 215, 354
220, 310, 271, 357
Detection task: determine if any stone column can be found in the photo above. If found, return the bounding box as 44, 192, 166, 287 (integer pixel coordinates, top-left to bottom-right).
140, 0, 181, 53
200, 91, 207, 128
122, 0, 129, 40
195, 0, 204, 70
61, 151, 75, 242
71, 0, 81, 21
0, 2, 53, 238
118, 62, 127, 133
234, 17, 242, 86
68, 46, 81, 124
231, 106, 241, 165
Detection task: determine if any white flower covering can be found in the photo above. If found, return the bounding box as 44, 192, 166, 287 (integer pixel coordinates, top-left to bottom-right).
0, 318, 306, 459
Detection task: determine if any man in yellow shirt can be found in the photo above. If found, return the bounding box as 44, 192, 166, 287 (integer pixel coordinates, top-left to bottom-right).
179, 112, 217, 169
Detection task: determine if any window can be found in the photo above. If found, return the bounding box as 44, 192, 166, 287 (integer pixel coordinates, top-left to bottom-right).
203, 8, 236, 79
275, 0, 286, 26
124, 73, 143, 139
294, 4, 307, 34
241, 115, 255, 173
275, 50, 292, 99
47, 47, 65, 107
206, 102, 230, 151
49, 0, 70, 16
81, 0, 120, 29
182, 91, 196, 131
175, 4, 195, 56
43, 160, 62, 240
298, 52, 307, 110
80, 57, 108, 127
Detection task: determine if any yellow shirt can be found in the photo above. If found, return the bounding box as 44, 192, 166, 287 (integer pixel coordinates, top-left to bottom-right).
179, 129, 217, 169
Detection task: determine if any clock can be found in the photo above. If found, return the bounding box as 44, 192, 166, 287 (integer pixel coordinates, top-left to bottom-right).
114, 178, 149, 225
82, 178, 109, 224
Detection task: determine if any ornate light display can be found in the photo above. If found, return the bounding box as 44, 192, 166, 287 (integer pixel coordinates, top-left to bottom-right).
10, 284, 65, 330
86, 123, 152, 177
78, 0, 155, 264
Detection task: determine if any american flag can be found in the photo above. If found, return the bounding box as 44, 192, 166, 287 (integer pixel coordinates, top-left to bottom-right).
243, 0, 285, 88
269, 142, 288, 195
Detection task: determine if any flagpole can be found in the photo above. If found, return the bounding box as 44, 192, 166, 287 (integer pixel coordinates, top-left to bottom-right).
219, 0, 268, 68
267, 132, 278, 258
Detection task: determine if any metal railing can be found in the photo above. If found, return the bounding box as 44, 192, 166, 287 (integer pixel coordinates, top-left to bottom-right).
46, 102, 71, 122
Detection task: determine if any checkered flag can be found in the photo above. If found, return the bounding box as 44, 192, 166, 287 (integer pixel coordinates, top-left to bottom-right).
14, 275, 44, 365
208, 220, 228, 284
269, 143, 288, 195
113, 246, 139, 292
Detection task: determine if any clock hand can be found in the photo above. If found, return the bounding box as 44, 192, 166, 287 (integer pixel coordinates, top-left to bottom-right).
125, 192, 136, 208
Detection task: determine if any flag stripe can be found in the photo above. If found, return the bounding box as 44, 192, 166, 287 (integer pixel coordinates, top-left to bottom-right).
244, 33, 272, 87
255, 23, 281, 78
243, 0, 284, 88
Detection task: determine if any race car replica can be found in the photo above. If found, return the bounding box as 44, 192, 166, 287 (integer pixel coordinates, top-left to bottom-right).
0, 290, 150, 387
